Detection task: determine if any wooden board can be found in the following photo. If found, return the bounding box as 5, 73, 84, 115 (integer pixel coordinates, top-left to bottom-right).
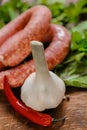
0, 87, 87, 130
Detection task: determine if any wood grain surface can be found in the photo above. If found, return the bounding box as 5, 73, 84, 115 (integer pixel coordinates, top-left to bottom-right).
0, 87, 87, 130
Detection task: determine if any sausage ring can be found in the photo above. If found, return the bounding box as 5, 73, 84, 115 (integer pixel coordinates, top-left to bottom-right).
0, 5, 52, 70
0, 24, 70, 89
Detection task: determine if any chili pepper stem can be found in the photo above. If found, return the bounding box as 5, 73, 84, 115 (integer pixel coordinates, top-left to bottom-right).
52, 115, 66, 122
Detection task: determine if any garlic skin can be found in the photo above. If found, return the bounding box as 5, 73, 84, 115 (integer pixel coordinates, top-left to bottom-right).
21, 71, 65, 111
21, 40, 66, 111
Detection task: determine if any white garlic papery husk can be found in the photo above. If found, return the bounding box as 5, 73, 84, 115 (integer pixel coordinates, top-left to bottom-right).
21, 71, 65, 111
21, 41, 66, 111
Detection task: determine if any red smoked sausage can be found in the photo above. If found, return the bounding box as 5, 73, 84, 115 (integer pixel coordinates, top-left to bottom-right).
0, 24, 70, 89
0, 5, 52, 68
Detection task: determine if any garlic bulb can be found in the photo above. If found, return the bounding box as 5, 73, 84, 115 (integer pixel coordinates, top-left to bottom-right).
21, 41, 65, 111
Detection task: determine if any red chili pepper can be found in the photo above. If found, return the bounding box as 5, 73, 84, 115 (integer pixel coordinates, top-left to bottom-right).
3, 76, 66, 126
3, 76, 52, 126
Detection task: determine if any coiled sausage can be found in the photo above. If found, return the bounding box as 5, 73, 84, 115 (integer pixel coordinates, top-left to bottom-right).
0, 24, 70, 89
0, 5, 52, 69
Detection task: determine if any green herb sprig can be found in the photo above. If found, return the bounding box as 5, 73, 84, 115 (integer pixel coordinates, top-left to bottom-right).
55, 21, 87, 88
0, 0, 30, 28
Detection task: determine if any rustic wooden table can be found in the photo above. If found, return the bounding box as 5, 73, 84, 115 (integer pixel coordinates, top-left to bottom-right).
0, 87, 87, 130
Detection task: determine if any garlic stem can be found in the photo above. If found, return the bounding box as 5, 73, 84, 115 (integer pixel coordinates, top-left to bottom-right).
30, 41, 50, 78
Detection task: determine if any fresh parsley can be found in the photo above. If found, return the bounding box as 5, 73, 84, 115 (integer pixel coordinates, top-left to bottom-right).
55, 21, 87, 88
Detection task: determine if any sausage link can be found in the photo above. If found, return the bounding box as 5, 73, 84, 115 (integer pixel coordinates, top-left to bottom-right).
0, 9, 31, 46
0, 24, 71, 89
0, 5, 52, 68
45, 24, 71, 70
0, 27, 52, 71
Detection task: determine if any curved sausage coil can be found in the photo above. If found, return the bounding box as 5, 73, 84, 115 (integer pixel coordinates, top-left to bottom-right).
0, 5, 52, 69
0, 24, 70, 89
